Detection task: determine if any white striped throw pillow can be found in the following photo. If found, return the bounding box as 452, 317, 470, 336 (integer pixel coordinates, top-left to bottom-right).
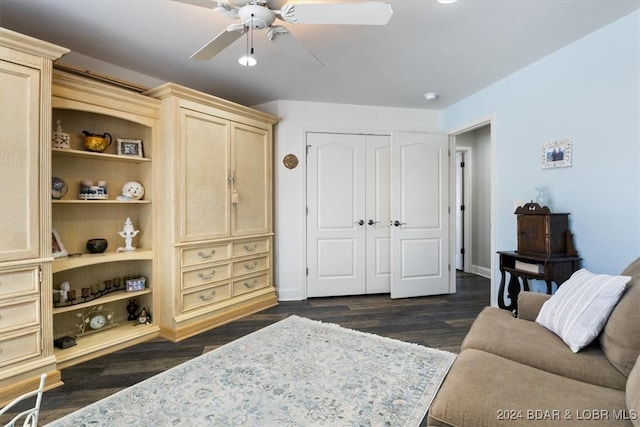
536, 268, 630, 353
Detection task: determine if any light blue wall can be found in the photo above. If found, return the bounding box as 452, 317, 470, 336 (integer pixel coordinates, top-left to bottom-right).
443, 11, 639, 291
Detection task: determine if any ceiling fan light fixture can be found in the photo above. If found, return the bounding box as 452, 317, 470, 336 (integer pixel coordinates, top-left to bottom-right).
238, 55, 258, 66
437, 0, 459, 4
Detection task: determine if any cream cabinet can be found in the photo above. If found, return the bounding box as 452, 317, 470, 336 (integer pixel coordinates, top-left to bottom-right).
145, 83, 278, 341
0, 28, 68, 405
49, 71, 160, 368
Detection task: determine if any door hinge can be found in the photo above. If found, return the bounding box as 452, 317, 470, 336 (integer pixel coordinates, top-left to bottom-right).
306, 145, 311, 155
306, 267, 309, 276
306, 206, 309, 215
461, 248, 465, 255
38, 266, 43, 284
460, 161, 465, 168
460, 204, 465, 211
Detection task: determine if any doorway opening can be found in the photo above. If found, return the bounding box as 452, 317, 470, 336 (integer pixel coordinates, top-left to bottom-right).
452, 123, 492, 280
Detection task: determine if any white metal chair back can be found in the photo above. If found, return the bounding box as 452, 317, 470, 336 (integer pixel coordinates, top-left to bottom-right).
0, 374, 46, 427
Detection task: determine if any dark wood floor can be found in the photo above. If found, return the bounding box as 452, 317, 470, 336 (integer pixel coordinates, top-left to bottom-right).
8, 272, 489, 425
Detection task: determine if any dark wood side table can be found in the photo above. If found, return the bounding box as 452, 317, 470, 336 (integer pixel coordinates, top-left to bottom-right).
497, 251, 581, 312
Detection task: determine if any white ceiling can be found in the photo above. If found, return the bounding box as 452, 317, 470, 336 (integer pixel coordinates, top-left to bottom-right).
1, 0, 638, 109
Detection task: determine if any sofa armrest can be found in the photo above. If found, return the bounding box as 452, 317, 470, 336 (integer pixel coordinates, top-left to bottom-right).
517, 291, 551, 321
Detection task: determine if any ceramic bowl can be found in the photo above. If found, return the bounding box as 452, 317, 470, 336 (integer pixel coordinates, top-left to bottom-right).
86, 238, 108, 254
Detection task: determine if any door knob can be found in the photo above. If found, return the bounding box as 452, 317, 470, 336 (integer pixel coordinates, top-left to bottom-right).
368, 219, 379, 226
355, 219, 364, 226
393, 220, 407, 227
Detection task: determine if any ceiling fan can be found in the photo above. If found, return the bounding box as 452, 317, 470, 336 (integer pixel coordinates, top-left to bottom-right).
176, 0, 393, 64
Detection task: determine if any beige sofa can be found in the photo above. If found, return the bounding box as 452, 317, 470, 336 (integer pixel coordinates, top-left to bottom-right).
429, 257, 640, 426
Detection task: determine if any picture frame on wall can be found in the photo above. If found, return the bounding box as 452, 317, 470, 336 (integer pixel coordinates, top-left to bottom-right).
52, 227, 68, 258
117, 138, 144, 158
542, 137, 573, 169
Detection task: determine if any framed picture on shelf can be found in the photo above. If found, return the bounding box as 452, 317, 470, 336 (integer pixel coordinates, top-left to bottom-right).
126, 277, 147, 292
52, 227, 68, 258
117, 138, 144, 158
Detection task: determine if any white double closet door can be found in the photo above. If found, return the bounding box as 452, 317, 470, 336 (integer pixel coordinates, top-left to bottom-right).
306, 131, 450, 299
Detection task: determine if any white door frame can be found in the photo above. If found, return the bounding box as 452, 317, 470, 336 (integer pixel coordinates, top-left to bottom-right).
455, 146, 473, 273
448, 115, 496, 307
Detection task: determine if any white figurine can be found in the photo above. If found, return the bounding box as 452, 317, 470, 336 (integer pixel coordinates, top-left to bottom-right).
118, 217, 139, 251
53, 281, 71, 302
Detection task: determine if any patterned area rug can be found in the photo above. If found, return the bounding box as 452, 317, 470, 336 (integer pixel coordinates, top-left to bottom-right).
46, 316, 455, 426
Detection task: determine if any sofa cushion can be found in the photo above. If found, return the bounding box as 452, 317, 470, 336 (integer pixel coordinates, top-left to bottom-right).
462, 306, 627, 390
517, 291, 551, 321
600, 257, 640, 377
428, 349, 628, 427
627, 355, 640, 427
536, 269, 629, 353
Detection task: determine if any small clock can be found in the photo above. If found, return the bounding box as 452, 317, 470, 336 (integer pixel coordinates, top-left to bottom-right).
76, 306, 115, 335
89, 314, 107, 330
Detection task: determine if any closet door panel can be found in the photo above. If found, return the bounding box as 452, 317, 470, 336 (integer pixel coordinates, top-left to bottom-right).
365, 135, 391, 294
306, 133, 366, 297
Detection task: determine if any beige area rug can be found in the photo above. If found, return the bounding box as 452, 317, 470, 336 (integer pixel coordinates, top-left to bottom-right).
47, 315, 456, 426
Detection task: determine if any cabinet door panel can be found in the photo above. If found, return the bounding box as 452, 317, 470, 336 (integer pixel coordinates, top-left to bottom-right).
231, 123, 271, 237
180, 109, 230, 241
0, 60, 40, 261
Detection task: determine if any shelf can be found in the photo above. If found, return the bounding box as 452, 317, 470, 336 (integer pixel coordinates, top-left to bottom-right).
52, 148, 151, 163
53, 288, 152, 314
52, 199, 151, 204
54, 322, 160, 368
53, 249, 153, 273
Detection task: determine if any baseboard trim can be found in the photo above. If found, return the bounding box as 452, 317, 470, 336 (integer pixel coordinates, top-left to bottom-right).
160, 293, 278, 342
471, 265, 491, 278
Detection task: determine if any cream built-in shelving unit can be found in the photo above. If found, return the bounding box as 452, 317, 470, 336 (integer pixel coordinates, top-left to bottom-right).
50, 71, 160, 369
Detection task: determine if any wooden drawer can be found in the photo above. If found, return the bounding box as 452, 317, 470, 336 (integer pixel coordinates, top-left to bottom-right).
232, 238, 269, 258
232, 256, 269, 277
181, 282, 231, 313
0, 299, 39, 333
182, 263, 231, 290
0, 265, 39, 299
182, 243, 231, 267
0, 329, 41, 368
232, 273, 270, 297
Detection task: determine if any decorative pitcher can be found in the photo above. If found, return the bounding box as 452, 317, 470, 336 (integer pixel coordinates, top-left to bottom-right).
82, 131, 112, 152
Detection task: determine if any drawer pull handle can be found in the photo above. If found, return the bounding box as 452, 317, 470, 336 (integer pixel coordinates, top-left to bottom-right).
244, 261, 258, 270
198, 271, 216, 280
244, 244, 258, 252
199, 290, 216, 301
244, 279, 258, 289
198, 250, 216, 259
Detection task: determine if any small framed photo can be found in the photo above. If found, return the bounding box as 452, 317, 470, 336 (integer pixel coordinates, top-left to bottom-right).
126, 277, 147, 292
52, 227, 68, 258
542, 137, 573, 169
117, 138, 144, 158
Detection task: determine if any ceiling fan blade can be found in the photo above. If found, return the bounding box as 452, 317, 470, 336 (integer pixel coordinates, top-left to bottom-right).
270, 27, 324, 70
190, 27, 244, 61
280, 2, 392, 25
172, 0, 218, 10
